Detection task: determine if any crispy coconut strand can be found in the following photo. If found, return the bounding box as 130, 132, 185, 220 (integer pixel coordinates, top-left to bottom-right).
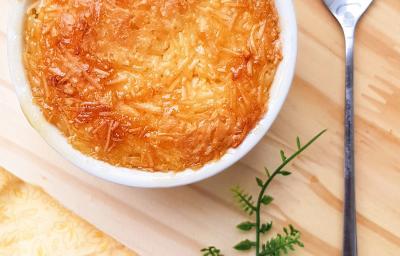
23, 0, 281, 171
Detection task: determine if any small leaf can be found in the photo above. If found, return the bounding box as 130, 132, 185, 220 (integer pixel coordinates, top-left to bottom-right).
280, 150, 287, 161
260, 225, 304, 255
283, 227, 289, 235
260, 222, 273, 233
264, 167, 271, 177
234, 239, 256, 251
201, 246, 223, 256
261, 195, 273, 205
256, 177, 264, 187
296, 136, 301, 149
280, 170, 292, 176
231, 186, 256, 215
236, 221, 256, 231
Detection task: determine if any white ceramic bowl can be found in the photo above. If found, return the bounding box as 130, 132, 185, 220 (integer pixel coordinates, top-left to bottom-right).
8, 0, 297, 188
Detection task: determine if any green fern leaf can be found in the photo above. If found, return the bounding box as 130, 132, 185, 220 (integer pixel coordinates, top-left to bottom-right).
264, 167, 271, 177
259, 225, 304, 256
280, 170, 291, 176
231, 186, 257, 215
256, 177, 264, 187
280, 150, 287, 162
261, 195, 273, 205
296, 136, 301, 150
234, 239, 256, 251
237, 221, 256, 231
260, 221, 273, 234
200, 246, 223, 256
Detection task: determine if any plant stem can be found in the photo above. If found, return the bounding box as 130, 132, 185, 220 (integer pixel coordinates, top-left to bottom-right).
254, 130, 326, 255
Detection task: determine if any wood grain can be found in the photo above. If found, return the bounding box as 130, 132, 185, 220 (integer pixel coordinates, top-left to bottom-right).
0, 0, 399, 255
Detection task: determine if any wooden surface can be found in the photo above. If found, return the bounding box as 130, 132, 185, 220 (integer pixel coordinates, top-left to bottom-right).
1, 0, 400, 255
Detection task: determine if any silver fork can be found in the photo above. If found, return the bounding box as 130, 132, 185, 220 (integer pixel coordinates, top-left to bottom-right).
322, 1, 374, 256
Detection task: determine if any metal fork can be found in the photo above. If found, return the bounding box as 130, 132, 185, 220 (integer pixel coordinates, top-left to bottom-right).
322, 1, 374, 256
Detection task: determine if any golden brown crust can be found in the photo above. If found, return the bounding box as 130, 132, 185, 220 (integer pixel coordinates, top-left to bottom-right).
24, 0, 281, 171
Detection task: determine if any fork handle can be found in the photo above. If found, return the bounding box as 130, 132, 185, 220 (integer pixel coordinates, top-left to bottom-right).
343, 31, 357, 256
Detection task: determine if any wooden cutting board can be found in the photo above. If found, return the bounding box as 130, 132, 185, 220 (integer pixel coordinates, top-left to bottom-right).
1, 0, 399, 255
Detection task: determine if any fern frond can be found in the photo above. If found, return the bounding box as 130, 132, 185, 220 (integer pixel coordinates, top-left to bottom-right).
296, 136, 301, 150
200, 246, 223, 256
259, 225, 304, 256
280, 150, 287, 162
201, 130, 326, 256
260, 221, 272, 234
231, 186, 257, 215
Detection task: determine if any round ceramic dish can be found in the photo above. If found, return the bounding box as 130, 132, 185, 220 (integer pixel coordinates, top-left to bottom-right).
8, 0, 297, 188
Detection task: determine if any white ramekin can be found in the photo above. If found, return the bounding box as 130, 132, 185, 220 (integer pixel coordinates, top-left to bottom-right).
8, 0, 297, 188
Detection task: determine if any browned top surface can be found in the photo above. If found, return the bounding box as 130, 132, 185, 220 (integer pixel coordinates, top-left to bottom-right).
24, 0, 281, 171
